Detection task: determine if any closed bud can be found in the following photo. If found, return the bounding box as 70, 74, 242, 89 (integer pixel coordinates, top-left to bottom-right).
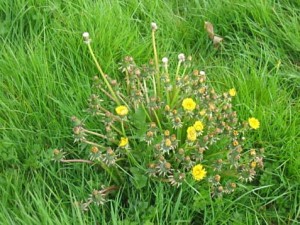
91, 146, 99, 153
147, 131, 154, 137
165, 105, 170, 111
107, 148, 114, 155
230, 183, 237, 189
214, 174, 221, 182
164, 130, 170, 136
150, 122, 157, 128
149, 163, 156, 169
165, 162, 171, 169
165, 138, 172, 147
53, 149, 60, 155
178, 148, 184, 155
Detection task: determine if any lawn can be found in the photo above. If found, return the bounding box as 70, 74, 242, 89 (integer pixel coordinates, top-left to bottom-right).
1, 0, 300, 224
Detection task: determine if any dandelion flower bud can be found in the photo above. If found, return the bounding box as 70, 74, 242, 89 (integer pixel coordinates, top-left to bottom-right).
178, 53, 185, 62
162, 57, 168, 64
53, 149, 60, 155
217, 186, 224, 192
82, 32, 91, 44
165, 105, 170, 112
249, 149, 256, 156
164, 162, 171, 169
151, 22, 158, 31
178, 148, 184, 154
107, 147, 114, 155
150, 122, 157, 129
164, 130, 170, 137
91, 146, 99, 153
214, 174, 221, 182
165, 139, 172, 147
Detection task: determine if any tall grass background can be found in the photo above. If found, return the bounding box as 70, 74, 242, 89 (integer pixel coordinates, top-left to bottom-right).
1, 0, 299, 224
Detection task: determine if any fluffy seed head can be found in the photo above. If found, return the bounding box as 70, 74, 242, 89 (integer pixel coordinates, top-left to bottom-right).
162, 57, 168, 64
178, 53, 185, 62
82, 32, 91, 44
151, 22, 158, 31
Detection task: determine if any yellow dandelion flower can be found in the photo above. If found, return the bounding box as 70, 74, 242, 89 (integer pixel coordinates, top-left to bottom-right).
187, 126, 197, 141
192, 164, 207, 181
115, 105, 128, 116
229, 88, 236, 97
182, 98, 196, 111
248, 117, 260, 129
193, 121, 204, 131
119, 137, 128, 147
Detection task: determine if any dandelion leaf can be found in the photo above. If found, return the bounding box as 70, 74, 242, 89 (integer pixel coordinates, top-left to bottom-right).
130, 167, 148, 189
131, 106, 147, 137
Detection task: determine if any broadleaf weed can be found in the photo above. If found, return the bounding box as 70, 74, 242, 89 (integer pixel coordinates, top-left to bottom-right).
53, 22, 264, 210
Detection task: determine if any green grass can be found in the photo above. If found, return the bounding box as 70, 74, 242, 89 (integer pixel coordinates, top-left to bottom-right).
1, 0, 299, 224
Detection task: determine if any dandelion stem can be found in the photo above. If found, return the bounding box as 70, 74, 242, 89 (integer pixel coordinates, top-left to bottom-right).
181, 65, 188, 77
82, 140, 105, 148
110, 124, 123, 135
153, 110, 162, 132
152, 74, 157, 97
98, 87, 116, 103
184, 180, 201, 195
115, 163, 134, 179
83, 129, 106, 139
141, 104, 152, 122
99, 161, 123, 184
101, 185, 119, 194
60, 159, 94, 164
142, 79, 150, 105
170, 61, 183, 107
162, 64, 171, 105
152, 30, 160, 98
173, 65, 188, 104
87, 43, 121, 105
125, 70, 130, 95
121, 121, 126, 136
175, 61, 182, 78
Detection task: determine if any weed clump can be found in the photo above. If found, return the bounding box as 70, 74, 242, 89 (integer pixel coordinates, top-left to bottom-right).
53, 22, 264, 210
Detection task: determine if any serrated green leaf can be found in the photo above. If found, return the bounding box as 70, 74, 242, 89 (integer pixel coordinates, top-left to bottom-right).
131, 106, 147, 137
130, 167, 148, 189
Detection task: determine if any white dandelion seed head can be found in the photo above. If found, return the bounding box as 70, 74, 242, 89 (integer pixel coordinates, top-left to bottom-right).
162, 57, 168, 64
151, 22, 158, 31
178, 53, 185, 62
82, 32, 91, 44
